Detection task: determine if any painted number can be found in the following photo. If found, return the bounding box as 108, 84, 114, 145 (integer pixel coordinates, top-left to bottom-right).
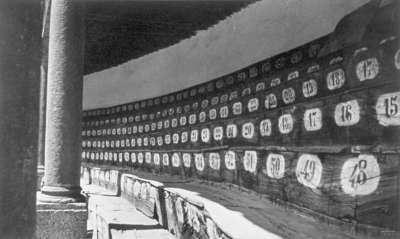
259, 119, 272, 136
209, 153, 221, 170
181, 131, 188, 143
233, 102, 242, 115
162, 154, 169, 166
219, 106, 229, 118
296, 154, 322, 189
304, 108, 322, 131
165, 134, 171, 144
226, 124, 238, 138
201, 128, 210, 143
195, 154, 205, 171
334, 100, 360, 126
266, 153, 285, 179
248, 98, 259, 112
326, 69, 345, 90
180, 116, 187, 126
282, 88, 296, 104
340, 154, 380, 196
191, 130, 199, 143
172, 153, 180, 167
302, 79, 318, 98
278, 114, 294, 134
209, 109, 217, 120
189, 114, 197, 124
356, 58, 379, 81
265, 93, 277, 110
224, 151, 236, 170
243, 151, 257, 173
145, 152, 152, 164
242, 122, 255, 139
138, 153, 144, 164
173, 133, 179, 144
213, 127, 224, 141
153, 153, 160, 165
183, 153, 191, 168
376, 92, 400, 126
199, 112, 206, 123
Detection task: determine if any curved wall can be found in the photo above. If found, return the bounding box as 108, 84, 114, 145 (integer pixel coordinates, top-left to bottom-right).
83, 0, 369, 110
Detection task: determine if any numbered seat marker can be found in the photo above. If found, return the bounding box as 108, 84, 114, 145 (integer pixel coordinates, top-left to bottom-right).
340, 154, 380, 196
334, 100, 360, 126
375, 92, 400, 126
296, 154, 322, 189
266, 153, 285, 179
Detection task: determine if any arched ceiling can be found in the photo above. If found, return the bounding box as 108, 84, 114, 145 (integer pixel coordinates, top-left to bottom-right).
83, 0, 255, 74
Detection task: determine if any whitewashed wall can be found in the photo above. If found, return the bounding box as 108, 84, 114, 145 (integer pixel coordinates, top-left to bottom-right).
83, 0, 369, 110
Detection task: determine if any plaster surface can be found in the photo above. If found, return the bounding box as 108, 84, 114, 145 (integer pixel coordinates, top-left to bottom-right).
83, 0, 370, 109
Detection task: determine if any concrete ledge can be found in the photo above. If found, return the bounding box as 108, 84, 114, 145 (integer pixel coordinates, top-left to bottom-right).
36, 201, 87, 239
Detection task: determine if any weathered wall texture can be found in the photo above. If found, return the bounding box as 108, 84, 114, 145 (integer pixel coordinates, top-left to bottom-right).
81, 1, 399, 237
83, 0, 370, 110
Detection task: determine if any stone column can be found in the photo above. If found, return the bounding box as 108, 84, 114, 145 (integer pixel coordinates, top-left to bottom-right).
39, 0, 85, 203
0, 1, 41, 238
37, 0, 87, 237
37, 0, 51, 190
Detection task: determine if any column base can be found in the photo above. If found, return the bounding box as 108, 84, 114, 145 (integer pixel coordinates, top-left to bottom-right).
39, 185, 85, 203
38, 191, 86, 204
36, 197, 88, 239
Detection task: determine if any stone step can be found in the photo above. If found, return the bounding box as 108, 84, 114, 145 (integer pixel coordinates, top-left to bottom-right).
86, 193, 174, 239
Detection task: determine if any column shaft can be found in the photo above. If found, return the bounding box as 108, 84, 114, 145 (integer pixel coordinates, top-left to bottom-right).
41, 0, 85, 201
0, 1, 41, 238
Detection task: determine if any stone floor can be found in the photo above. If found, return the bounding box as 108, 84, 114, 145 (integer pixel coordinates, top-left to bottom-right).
83, 185, 175, 239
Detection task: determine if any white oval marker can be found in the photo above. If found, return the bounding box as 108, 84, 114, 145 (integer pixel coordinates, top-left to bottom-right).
265, 93, 277, 110
302, 79, 318, 98
259, 119, 272, 136
282, 88, 296, 104
334, 100, 360, 126
375, 91, 400, 126
243, 151, 257, 173
242, 122, 255, 139
278, 114, 293, 134
266, 153, 285, 179
213, 127, 223, 141
172, 153, 180, 167
162, 154, 169, 166
224, 151, 236, 170
226, 124, 237, 138
356, 58, 379, 82
153, 153, 160, 166
296, 154, 322, 189
304, 108, 322, 131
209, 153, 221, 170
326, 69, 345, 90
201, 128, 210, 143
183, 153, 191, 168
340, 154, 380, 196
195, 153, 205, 171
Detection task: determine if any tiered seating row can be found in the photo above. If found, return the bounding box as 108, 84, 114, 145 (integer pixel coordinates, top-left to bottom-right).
82, 167, 237, 239
81, 4, 399, 233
